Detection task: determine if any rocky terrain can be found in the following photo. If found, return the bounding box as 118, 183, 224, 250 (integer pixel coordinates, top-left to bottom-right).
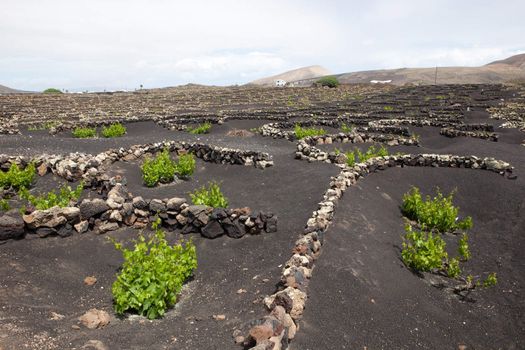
0, 82, 524, 350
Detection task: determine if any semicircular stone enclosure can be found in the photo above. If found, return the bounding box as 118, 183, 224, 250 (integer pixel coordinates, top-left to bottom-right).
0, 83, 524, 350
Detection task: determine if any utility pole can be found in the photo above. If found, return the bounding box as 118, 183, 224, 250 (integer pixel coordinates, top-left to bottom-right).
434, 66, 438, 85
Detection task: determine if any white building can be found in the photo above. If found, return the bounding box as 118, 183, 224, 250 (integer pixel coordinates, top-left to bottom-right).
275, 79, 287, 87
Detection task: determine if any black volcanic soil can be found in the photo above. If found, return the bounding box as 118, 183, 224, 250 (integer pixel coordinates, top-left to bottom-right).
292, 110, 525, 350
0, 121, 339, 350
1, 92, 524, 350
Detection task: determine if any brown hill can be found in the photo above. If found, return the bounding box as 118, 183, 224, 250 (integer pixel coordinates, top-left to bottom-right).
486, 53, 525, 69
250, 65, 331, 86
289, 53, 525, 86
0, 84, 30, 94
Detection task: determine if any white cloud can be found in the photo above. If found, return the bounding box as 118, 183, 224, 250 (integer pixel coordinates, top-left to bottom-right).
134, 52, 287, 85
0, 0, 524, 90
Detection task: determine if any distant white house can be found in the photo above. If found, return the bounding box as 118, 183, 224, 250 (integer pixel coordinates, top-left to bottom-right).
274, 79, 287, 87
370, 79, 392, 84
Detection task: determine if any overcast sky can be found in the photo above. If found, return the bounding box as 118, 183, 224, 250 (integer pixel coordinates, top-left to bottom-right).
1, 0, 524, 91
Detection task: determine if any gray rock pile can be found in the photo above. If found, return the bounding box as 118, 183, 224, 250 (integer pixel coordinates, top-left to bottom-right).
440, 127, 499, 141
2, 182, 278, 240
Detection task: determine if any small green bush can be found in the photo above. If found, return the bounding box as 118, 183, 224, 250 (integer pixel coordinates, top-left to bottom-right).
19, 182, 83, 210
383, 106, 394, 111
43, 88, 62, 94
294, 124, 326, 139
174, 153, 196, 178
141, 148, 177, 187
111, 219, 197, 319
72, 127, 97, 138
346, 151, 356, 166
316, 76, 340, 88
102, 123, 126, 138
0, 198, 9, 211
0, 163, 36, 190
482, 272, 497, 287
447, 257, 461, 278
28, 121, 60, 131
401, 207, 497, 291
401, 225, 448, 272
341, 123, 354, 133
458, 234, 471, 261
188, 122, 212, 134
345, 144, 388, 167
401, 187, 473, 232
190, 182, 228, 208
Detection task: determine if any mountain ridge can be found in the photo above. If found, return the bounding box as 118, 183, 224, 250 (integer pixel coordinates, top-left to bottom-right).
249, 65, 331, 86
252, 53, 525, 86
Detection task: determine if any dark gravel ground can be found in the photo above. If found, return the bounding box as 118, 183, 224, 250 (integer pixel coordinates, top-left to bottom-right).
0, 120, 339, 350
0, 102, 523, 350
291, 110, 525, 350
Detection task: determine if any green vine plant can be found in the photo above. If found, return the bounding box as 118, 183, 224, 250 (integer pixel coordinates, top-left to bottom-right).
401, 187, 473, 233
187, 122, 212, 134
101, 123, 127, 138
0, 198, 10, 211
110, 218, 197, 320
72, 127, 97, 138
401, 224, 496, 296
190, 181, 228, 208
0, 162, 36, 190
141, 149, 196, 187
19, 182, 84, 210
400, 186, 497, 299
340, 123, 354, 133
294, 124, 326, 139
345, 144, 388, 167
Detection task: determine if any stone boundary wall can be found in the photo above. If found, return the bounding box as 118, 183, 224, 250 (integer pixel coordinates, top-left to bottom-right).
488, 102, 525, 132
2, 182, 277, 241
440, 127, 499, 142
1, 141, 275, 241
244, 153, 514, 349
29, 116, 144, 134
157, 114, 291, 131
0, 140, 273, 184
0, 124, 20, 135
452, 123, 494, 132
368, 118, 457, 128
295, 133, 419, 164
259, 121, 413, 142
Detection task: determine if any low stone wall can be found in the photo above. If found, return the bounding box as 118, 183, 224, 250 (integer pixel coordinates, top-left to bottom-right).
368, 118, 457, 128
0, 140, 273, 184
157, 114, 294, 131
488, 102, 525, 132
259, 121, 413, 142
244, 153, 514, 349
295, 133, 419, 164
1, 183, 278, 241
0, 125, 20, 135
34, 116, 144, 135
452, 123, 494, 132
440, 127, 499, 142
1, 141, 275, 241
300, 131, 418, 147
